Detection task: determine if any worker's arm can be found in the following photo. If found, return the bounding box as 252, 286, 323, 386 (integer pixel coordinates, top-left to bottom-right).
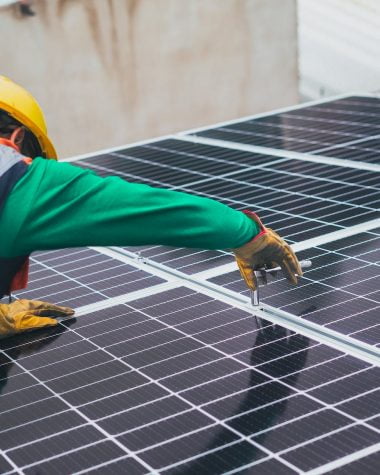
0, 158, 260, 256
0, 158, 301, 337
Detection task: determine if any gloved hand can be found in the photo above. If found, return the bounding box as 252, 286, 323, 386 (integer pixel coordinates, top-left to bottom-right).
0, 299, 74, 338
233, 211, 303, 291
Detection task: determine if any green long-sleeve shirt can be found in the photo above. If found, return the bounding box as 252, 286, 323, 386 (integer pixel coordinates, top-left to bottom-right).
0, 158, 259, 258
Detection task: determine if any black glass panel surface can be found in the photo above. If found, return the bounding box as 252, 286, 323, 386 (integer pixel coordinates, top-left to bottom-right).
4, 248, 165, 308
209, 232, 380, 346
312, 136, 380, 164
190, 96, 380, 159
1, 286, 378, 474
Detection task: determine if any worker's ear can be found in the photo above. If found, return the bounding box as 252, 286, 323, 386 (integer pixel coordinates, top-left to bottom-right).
10, 127, 25, 147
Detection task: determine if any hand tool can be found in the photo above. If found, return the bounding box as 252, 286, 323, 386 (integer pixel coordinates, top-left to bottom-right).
250, 259, 312, 307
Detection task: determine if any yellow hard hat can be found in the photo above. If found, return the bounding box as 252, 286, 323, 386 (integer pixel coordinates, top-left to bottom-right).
0, 76, 57, 159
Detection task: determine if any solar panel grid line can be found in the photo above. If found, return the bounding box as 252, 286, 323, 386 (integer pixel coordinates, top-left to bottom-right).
158, 439, 256, 474
0, 408, 72, 437
306, 105, 380, 118
111, 150, 247, 180
253, 304, 380, 364
0, 308, 376, 472
247, 422, 375, 475
291, 220, 380, 253
283, 260, 378, 294
77, 160, 174, 189
72, 455, 141, 475
55, 304, 364, 468
0, 448, 20, 475
25, 265, 159, 301
32, 247, 92, 264
62, 129, 180, 163
228, 180, 378, 212
9, 437, 112, 474
242, 120, 366, 140
0, 352, 158, 474
280, 112, 380, 130
177, 185, 341, 230
74, 282, 179, 318
208, 275, 380, 348
232, 164, 379, 191
145, 142, 287, 169
76, 295, 379, 424
204, 175, 378, 211
1, 290, 174, 354
336, 98, 380, 107
311, 143, 380, 166
202, 126, 338, 151
311, 133, 380, 154
123, 247, 231, 271
202, 126, 354, 151
178, 186, 376, 241
53, 320, 303, 472
349, 321, 380, 340
306, 441, 380, 475
18, 253, 157, 308
4, 96, 380, 473
278, 269, 379, 304
89, 246, 182, 283
177, 134, 380, 172
208, 270, 379, 323
185, 99, 380, 165
35, 251, 114, 269
266, 161, 379, 185
78, 154, 285, 194
176, 93, 372, 137
91, 244, 380, 364
31, 260, 137, 284
123, 365, 378, 473
223, 456, 277, 475
21, 333, 335, 416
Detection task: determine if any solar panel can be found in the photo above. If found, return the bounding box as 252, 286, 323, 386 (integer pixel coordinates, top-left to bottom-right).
1, 94, 379, 473
1, 287, 379, 474
188, 96, 380, 159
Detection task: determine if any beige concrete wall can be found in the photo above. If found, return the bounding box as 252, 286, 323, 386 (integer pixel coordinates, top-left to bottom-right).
0, 0, 298, 158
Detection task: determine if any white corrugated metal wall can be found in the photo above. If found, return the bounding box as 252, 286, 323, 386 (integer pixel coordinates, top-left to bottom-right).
298, 0, 380, 100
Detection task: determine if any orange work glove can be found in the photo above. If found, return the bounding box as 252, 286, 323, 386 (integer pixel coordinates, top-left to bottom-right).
233, 211, 303, 291
0, 299, 74, 338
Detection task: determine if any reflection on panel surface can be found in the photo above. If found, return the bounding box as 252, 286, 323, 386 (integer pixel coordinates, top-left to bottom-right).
209, 231, 380, 346
190, 96, 380, 162
0, 287, 379, 473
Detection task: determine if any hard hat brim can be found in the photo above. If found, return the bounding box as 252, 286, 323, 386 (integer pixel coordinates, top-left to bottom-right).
0, 100, 57, 160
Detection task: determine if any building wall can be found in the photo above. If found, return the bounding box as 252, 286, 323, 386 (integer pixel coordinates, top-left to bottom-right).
0, 0, 298, 158
298, 0, 380, 100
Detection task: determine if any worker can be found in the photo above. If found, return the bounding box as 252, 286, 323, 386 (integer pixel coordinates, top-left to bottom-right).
0, 76, 302, 338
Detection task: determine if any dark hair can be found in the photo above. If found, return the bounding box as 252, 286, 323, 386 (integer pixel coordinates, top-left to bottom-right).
0, 110, 43, 158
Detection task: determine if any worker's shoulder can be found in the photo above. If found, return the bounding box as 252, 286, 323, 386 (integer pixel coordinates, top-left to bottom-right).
32, 156, 96, 177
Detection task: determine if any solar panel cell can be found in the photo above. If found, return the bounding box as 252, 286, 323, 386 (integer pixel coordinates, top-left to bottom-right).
164, 440, 268, 474
332, 451, 380, 475
22, 440, 126, 475
282, 425, 380, 472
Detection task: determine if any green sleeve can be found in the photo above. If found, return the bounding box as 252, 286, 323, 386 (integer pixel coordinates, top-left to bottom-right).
0, 158, 259, 257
